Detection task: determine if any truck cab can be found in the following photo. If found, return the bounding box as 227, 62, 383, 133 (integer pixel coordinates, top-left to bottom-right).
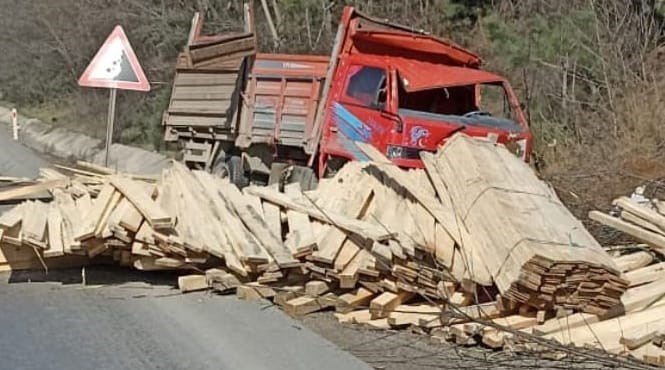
315, 7, 532, 176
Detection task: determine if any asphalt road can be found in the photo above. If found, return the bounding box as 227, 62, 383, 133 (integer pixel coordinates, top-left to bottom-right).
0, 127, 371, 370
0, 125, 47, 177
0, 269, 370, 370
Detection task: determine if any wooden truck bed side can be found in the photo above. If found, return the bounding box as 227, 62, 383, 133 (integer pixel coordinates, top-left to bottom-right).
235, 54, 329, 150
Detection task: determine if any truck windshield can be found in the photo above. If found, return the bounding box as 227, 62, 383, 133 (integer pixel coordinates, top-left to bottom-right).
397, 81, 523, 132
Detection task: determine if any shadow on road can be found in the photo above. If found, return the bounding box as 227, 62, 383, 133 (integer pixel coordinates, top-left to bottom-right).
4, 264, 180, 288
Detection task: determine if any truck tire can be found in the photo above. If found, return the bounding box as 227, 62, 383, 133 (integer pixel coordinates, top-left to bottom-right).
227, 156, 250, 188
214, 156, 250, 188
288, 166, 318, 191
211, 152, 227, 176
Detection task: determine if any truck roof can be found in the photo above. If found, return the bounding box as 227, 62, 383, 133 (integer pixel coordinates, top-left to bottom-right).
345, 7, 482, 68
392, 59, 505, 91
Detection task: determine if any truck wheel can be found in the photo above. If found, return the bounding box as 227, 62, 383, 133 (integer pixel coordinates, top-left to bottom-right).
289, 166, 318, 191
211, 153, 227, 176
227, 156, 250, 188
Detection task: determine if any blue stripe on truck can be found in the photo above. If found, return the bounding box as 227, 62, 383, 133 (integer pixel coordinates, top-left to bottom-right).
330, 102, 371, 161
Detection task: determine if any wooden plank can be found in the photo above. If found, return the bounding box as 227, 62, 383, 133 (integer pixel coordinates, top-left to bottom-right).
626, 261, 665, 287
334, 309, 372, 324
531, 312, 599, 335
221, 182, 298, 268
356, 143, 459, 241
206, 268, 242, 293
621, 330, 661, 350
492, 314, 538, 331
284, 183, 316, 254
44, 205, 65, 258
168, 167, 246, 275
339, 249, 369, 289
192, 170, 270, 264
109, 176, 172, 229
438, 302, 502, 326
236, 286, 263, 301
0, 179, 67, 203
0, 204, 24, 228
21, 201, 48, 247
621, 211, 665, 236
284, 293, 337, 316
118, 201, 143, 233
305, 280, 330, 296
246, 185, 395, 242
244, 193, 265, 220
614, 197, 665, 231
334, 239, 361, 272
75, 183, 116, 241
613, 251, 653, 273
106, 197, 130, 229
590, 211, 665, 252
312, 182, 373, 264
387, 304, 441, 327
130, 241, 151, 257
178, 275, 209, 293
369, 291, 414, 319
274, 286, 305, 306
617, 277, 665, 314
52, 189, 81, 253
94, 191, 122, 238
423, 151, 492, 285
545, 303, 665, 352
0, 243, 89, 272
336, 287, 375, 314
262, 199, 282, 242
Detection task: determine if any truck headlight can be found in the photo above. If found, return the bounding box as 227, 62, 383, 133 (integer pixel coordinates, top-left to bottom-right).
505, 139, 527, 159
386, 145, 404, 158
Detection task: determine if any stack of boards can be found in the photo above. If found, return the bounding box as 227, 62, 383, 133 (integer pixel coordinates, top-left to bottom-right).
2, 133, 654, 363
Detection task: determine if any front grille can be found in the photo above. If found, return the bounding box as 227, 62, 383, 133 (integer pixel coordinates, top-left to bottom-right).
404, 147, 434, 159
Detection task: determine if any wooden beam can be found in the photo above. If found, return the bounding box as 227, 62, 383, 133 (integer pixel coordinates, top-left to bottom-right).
369, 291, 414, 319
626, 261, 665, 287
246, 186, 395, 242
336, 287, 374, 314
312, 183, 373, 264
613, 251, 653, 273
178, 274, 209, 293
44, 205, 65, 258
283, 183, 316, 255
109, 176, 172, 229
614, 197, 665, 231
0, 203, 24, 228
221, 182, 298, 268
0, 179, 67, 203
590, 211, 665, 252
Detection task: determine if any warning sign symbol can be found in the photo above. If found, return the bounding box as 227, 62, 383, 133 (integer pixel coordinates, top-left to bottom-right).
78, 26, 150, 91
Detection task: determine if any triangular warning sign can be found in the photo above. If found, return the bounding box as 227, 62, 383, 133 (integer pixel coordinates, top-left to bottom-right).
78, 26, 150, 91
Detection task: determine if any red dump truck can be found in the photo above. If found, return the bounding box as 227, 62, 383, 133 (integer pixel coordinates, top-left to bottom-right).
162, 5, 532, 188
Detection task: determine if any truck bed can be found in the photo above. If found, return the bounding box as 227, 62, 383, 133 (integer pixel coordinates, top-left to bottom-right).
235, 54, 329, 149
162, 14, 256, 144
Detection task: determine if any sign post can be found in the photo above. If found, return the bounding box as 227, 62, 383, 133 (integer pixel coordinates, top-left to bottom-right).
78, 26, 150, 167
105, 89, 117, 166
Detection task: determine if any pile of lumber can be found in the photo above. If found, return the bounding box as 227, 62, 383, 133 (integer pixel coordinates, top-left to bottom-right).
1, 133, 652, 364
590, 193, 665, 258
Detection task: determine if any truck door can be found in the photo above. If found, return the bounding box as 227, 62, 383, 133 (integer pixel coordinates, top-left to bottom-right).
324, 64, 394, 161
